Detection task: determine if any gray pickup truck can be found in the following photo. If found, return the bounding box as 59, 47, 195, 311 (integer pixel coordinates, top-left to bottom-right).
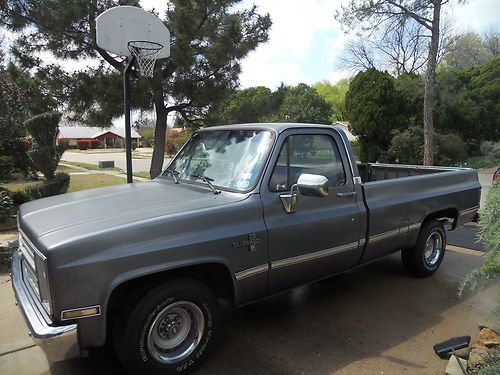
12, 123, 480, 374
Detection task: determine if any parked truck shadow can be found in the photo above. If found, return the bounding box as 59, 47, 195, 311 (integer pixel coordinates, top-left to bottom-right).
49, 251, 486, 375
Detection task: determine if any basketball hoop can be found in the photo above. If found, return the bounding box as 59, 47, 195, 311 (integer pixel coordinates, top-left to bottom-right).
127, 40, 163, 77
96, 6, 170, 183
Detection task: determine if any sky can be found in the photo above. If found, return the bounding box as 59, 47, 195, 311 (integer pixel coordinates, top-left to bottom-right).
2, 0, 498, 127
141, 0, 500, 89
3, 0, 498, 88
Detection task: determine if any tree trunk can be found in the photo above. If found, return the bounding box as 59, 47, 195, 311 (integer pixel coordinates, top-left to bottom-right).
422, 1, 441, 166
150, 88, 168, 179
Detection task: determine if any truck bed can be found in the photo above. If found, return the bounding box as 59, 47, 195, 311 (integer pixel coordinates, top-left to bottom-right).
357, 163, 460, 183
356, 162, 481, 263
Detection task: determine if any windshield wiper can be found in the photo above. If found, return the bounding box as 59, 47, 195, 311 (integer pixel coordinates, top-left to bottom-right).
189, 174, 221, 194
165, 168, 180, 184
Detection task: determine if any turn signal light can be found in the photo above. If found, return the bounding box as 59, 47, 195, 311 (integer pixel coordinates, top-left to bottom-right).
61, 306, 100, 320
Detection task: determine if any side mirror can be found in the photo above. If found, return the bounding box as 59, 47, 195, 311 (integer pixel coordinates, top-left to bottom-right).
280, 174, 329, 214
296, 173, 330, 197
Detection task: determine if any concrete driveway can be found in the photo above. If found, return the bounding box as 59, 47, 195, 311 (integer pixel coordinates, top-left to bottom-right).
0, 248, 497, 375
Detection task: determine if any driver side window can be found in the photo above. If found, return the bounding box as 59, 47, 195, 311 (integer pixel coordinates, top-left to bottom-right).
269, 134, 346, 192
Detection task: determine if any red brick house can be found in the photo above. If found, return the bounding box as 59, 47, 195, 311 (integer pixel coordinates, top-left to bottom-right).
57, 127, 141, 148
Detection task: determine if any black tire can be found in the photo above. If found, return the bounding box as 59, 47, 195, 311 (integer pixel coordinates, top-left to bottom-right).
114, 279, 220, 375
401, 219, 446, 277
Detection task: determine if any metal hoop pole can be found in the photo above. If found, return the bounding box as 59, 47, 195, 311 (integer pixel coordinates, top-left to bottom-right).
123, 56, 135, 183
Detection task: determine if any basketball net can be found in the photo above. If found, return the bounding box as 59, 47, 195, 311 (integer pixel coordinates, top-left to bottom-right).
127, 41, 163, 77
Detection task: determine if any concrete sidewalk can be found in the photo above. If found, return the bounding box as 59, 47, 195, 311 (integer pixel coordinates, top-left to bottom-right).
0, 248, 497, 375
61, 150, 170, 174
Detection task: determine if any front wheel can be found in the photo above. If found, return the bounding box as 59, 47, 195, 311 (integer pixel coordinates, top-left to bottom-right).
114, 279, 220, 375
401, 219, 446, 277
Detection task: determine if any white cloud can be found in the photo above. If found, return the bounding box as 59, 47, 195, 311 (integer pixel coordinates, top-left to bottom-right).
452, 0, 500, 33
5, 0, 498, 88
238, 0, 347, 88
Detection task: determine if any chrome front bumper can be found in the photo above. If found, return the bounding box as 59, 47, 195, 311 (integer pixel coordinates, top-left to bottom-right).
11, 250, 80, 362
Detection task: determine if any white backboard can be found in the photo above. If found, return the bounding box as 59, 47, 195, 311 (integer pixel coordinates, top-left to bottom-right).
96, 6, 170, 58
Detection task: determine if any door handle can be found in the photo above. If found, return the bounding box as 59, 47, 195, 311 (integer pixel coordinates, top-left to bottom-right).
337, 191, 356, 198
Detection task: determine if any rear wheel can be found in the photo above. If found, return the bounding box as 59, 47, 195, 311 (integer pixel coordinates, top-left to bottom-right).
401, 219, 446, 277
114, 279, 220, 375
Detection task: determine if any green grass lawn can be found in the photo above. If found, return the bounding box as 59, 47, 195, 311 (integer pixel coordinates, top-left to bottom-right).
68, 174, 126, 192
1, 180, 41, 192
1, 174, 126, 195
133, 171, 152, 179
56, 164, 81, 173
460, 156, 500, 170
61, 161, 122, 172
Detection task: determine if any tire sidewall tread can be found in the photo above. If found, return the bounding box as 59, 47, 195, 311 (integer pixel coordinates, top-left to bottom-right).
412, 219, 446, 277
116, 279, 219, 375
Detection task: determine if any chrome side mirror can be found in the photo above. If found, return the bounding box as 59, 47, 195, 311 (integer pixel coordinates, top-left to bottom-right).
295, 173, 330, 197
279, 174, 329, 214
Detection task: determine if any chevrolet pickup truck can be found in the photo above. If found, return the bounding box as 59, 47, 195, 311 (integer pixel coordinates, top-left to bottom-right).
12, 123, 480, 374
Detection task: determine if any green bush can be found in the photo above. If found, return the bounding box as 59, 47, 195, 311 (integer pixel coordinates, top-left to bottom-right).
459, 182, 500, 295
386, 126, 467, 165
24, 173, 70, 200
0, 190, 14, 221
10, 190, 30, 205
480, 141, 500, 158
76, 140, 90, 150
462, 156, 500, 170
0, 155, 14, 180
385, 126, 423, 164
24, 111, 66, 180
165, 130, 193, 155
469, 357, 500, 375
434, 132, 468, 166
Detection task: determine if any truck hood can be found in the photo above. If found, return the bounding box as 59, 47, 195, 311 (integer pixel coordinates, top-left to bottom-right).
19, 178, 248, 250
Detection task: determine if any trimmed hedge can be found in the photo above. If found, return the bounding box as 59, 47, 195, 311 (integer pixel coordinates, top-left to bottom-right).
10, 190, 30, 205
24, 173, 70, 200
77, 140, 91, 150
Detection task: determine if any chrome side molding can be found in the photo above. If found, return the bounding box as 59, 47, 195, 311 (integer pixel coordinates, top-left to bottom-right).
235, 264, 269, 281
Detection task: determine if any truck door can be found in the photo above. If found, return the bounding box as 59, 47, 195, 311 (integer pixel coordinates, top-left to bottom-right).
260, 128, 366, 294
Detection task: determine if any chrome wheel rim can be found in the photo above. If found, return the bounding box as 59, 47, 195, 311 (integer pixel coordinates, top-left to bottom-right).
424, 230, 443, 266
147, 301, 205, 364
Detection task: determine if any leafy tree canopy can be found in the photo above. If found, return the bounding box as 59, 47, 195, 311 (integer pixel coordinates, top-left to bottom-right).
207, 83, 332, 125
0, 63, 31, 178
1, 0, 272, 177
276, 83, 332, 124
24, 111, 65, 180
443, 32, 499, 69
435, 57, 500, 152
208, 86, 274, 125
312, 79, 350, 122
345, 68, 404, 162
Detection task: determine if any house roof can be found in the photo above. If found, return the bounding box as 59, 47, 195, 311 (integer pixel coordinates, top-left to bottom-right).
58, 126, 141, 139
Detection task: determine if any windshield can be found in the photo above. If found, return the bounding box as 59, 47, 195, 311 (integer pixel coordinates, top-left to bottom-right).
164, 129, 274, 192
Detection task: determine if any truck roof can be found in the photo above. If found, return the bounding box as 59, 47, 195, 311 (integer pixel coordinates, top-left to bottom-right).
198, 123, 337, 134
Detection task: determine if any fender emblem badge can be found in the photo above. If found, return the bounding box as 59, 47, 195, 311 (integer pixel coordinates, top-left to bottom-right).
232, 233, 260, 252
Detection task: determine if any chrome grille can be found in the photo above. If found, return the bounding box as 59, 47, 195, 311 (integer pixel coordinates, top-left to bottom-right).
18, 231, 42, 300
18, 230, 52, 316
22, 260, 40, 298
19, 233, 36, 271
